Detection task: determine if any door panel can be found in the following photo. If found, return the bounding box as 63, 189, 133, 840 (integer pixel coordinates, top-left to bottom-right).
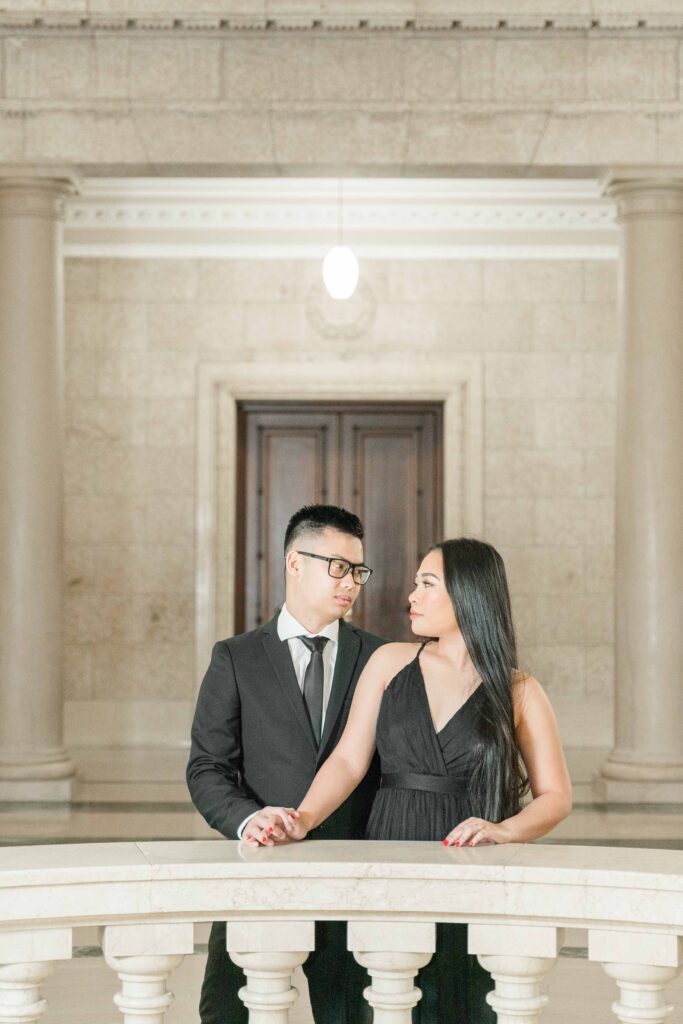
236, 402, 442, 638
240, 409, 340, 632
342, 412, 440, 642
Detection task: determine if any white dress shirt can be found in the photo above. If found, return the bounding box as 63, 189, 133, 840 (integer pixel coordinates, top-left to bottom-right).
236, 604, 340, 838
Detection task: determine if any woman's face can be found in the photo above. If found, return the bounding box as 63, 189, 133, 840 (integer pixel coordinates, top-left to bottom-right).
408, 548, 458, 638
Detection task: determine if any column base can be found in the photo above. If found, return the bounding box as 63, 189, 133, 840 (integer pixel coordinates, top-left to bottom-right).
0, 752, 75, 801
595, 748, 683, 802
0, 776, 74, 802
593, 772, 683, 804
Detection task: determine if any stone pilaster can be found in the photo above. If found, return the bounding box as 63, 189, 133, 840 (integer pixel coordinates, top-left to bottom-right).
0, 177, 76, 800
597, 172, 683, 801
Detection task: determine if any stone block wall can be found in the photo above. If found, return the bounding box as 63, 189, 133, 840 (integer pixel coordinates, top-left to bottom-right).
63, 255, 616, 747
1, 21, 683, 169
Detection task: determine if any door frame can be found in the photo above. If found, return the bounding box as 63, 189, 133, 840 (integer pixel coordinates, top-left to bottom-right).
235, 400, 445, 635
195, 357, 483, 689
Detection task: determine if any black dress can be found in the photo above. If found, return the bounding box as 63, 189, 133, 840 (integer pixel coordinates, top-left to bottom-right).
365, 645, 496, 1024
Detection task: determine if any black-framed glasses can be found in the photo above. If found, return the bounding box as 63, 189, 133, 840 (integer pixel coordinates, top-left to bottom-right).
297, 551, 373, 586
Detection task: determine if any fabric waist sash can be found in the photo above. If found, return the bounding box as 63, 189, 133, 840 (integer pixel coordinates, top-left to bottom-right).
380, 772, 468, 796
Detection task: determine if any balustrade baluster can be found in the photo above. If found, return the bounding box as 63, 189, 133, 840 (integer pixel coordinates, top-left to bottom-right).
469, 923, 564, 1024
589, 930, 683, 1024
101, 922, 194, 1024
227, 920, 315, 1024
348, 920, 435, 1024
0, 928, 72, 1024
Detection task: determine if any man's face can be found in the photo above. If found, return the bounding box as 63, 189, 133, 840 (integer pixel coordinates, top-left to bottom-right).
285, 528, 365, 622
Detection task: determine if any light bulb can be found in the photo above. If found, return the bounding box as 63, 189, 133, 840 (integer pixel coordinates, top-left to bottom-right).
322, 245, 359, 300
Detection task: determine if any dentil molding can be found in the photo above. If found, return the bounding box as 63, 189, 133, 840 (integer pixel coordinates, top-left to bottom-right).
64, 177, 618, 261
2, 8, 683, 33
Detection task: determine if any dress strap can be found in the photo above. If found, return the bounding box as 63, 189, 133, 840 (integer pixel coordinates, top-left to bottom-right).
415, 639, 431, 660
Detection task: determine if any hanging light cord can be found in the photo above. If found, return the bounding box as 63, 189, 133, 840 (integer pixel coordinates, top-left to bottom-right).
337, 179, 343, 247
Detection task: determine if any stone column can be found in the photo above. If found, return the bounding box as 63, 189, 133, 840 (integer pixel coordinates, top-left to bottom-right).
589, 930, 683, 1024
0, 926, 72, 1023
597, 174, 683, 802
102, 923, 194, 1024
227, 920, 315, 1024
469, 923, 564, 1024
0, 177, 76, 800
348, 920, 435, 1024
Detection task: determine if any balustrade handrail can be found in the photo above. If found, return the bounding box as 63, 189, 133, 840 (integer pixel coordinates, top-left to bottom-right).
1, 839, 683, 935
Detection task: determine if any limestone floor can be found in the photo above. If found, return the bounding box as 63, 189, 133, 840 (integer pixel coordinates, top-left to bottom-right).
5, 746, 683, 1023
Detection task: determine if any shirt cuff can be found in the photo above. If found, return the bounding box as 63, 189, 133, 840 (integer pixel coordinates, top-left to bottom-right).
237, 809, 260, 839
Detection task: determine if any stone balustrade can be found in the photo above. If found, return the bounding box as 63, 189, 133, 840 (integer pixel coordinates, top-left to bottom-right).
1, 840, 683, 1024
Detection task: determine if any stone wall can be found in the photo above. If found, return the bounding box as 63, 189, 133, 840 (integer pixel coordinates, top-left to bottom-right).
1, 10, 683, 170
63, 255, 616, 748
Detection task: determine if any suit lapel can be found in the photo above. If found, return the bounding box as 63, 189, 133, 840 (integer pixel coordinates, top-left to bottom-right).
261, 619, 318, 754
319, 620, 361, 757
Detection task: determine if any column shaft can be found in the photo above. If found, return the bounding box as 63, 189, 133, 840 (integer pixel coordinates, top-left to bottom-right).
0, 178, 74, 791
600, 178, 683, 792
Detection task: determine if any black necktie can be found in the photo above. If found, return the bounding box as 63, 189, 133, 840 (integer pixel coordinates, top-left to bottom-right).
298, 635, 329, 746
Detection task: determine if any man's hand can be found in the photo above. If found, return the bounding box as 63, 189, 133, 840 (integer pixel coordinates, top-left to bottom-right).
242, 807, 307, 847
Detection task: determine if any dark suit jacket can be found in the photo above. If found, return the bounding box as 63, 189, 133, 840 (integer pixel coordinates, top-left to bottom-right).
187, 614, 387, 840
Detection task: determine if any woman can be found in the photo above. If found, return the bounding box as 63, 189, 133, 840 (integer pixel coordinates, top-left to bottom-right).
249, 538, 572, 1023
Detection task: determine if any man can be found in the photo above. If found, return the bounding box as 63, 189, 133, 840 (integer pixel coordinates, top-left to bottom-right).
187, 504, 387, 1024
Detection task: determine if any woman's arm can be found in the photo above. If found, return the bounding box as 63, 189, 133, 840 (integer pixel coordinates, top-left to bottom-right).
295, 644, 415, 834
242, 643, 416, 846
446, 675, 573, 847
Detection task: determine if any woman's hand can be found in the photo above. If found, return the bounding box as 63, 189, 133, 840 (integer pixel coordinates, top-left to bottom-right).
241, 807, 309, 848
443, 817, 514, 848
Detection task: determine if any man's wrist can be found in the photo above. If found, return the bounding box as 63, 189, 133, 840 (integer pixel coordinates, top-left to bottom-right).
237, 809, 260, 839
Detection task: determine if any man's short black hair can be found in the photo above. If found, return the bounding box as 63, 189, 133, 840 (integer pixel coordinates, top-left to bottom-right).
284, 505, 364, 554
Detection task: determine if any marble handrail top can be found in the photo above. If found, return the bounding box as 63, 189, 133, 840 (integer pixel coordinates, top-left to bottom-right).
2, 840, 683, 937
1, 840, 683, 893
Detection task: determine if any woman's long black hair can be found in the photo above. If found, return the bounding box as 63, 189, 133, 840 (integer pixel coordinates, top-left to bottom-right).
432, 537, 529, 822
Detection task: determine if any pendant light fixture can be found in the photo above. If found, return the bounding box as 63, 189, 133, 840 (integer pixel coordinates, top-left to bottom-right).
322, 180, 359, 300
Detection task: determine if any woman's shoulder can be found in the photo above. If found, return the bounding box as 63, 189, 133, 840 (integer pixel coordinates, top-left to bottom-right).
365, 642, 422, 685
513, 670, 546, 694
512, 671, 550, 724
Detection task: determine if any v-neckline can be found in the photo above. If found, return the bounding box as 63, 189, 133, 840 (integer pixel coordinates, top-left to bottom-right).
415, 652, 482, 738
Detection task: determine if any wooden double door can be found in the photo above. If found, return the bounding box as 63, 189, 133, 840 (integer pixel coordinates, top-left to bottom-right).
236, 402, 443, 641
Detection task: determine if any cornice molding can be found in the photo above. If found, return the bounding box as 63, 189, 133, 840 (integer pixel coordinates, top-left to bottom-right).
63, 177, 617, 261
2, 10, 683, 33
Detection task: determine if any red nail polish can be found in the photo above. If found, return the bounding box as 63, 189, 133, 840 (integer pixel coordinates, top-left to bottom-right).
455, 841, 461, 847
288, 814, 296, 820
268, 827, 274, 833
442, 838, 449, 846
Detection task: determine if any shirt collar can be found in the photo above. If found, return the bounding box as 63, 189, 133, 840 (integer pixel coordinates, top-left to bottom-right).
277, 603, 340, 645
